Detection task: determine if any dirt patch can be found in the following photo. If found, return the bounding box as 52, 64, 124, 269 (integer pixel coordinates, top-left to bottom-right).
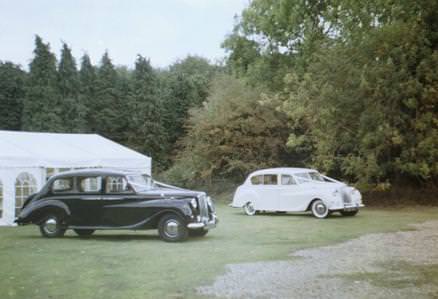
198, 221, 438, 299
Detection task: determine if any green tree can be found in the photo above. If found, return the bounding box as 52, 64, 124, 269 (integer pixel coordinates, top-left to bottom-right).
78, 54, 97, 132
164, 75, 293, 186
58, 43, 87, 132
93, 52, 126, 141
275, 1, 438, 188
127, 56, 167, 166
161, 56, 220, 154
0, 61, 26, 130
22, 35, 63, 131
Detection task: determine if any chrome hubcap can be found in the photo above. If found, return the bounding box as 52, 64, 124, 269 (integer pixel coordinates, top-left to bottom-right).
314, 203, 327, 215
164, 220, 180, 238
44, 218, 58, 234
245, 203, 255, 215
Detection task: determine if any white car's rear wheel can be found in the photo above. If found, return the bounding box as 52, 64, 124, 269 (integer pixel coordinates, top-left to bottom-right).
311, 200, 329, 219
244, 202, 256, 216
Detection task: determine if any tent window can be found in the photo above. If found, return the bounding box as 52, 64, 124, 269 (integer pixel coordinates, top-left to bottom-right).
46, 168, 55, 180
15, 173, 37, 217
0, 180, 3, 218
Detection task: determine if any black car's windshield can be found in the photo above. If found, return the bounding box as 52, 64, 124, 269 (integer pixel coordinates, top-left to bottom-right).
127, 174, 153, 192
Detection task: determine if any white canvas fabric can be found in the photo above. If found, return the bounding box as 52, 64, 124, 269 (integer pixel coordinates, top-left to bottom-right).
0, 131, 151, 171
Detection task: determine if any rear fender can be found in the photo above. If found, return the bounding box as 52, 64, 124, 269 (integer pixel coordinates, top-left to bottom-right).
17, 200, 71, 224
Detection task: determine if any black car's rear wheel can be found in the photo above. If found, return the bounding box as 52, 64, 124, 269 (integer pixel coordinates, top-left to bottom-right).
158, 214, 188, 242
74, 229, 95, 237
189, 229, 209, 237
39, 214, 66, 238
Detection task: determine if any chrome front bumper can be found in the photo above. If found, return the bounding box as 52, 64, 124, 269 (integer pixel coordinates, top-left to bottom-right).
187, 214, 218, 230
343, 203, 365, 211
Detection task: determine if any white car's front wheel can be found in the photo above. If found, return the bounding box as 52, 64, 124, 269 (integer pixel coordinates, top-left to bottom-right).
244, 202, 257, 216
311, 200, 329, 219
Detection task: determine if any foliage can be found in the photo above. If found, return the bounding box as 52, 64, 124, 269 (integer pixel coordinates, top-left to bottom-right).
223, 0, 438, 189
127, 56, 167, 167
22, 36, 64, 131
78, 54, 97, 132
58, 43, 87, 132
164, 75, 293, 185
1, 36, 220, 169
0, 61, 26, 130
160, 56, 220, 149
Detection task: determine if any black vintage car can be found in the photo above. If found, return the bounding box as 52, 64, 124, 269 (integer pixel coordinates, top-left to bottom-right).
15, 169, 218, 242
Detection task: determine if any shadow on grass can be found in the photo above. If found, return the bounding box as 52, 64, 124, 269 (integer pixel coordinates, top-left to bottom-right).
15, 231, 218, 243
231, 210, 349, 219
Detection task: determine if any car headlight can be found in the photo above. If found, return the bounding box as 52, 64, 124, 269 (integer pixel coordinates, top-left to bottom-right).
190, 198, 198, 209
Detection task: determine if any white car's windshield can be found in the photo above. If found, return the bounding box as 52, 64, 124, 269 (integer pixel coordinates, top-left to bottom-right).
295, 172, 325, 183
127, 174, 153, 192
309, 172, 324, 182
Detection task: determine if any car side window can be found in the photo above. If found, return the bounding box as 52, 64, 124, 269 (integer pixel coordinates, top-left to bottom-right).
263, 174, 278, 185
52, 178, 73, 193
250, 175, 263, 185
105, 176, 131, 193
281, 175, 296, 185
79, 176, 102, 193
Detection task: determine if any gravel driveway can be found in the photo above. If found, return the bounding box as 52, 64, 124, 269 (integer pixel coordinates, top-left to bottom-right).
198, 221, 438, 299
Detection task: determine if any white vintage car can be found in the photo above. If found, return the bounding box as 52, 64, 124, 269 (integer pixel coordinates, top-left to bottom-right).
231, 168, 364, 218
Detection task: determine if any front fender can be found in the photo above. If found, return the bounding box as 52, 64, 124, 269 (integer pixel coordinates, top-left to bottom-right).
16, 199, 71, 224
232, 186, 258, 208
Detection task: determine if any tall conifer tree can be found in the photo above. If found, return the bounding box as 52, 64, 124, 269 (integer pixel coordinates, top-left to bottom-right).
94, 52, 124, 141
79, 54, 97, 132
0, 62, 26, 130
22, 35, 63, 131
128, 55, 166, 165
58, 43, 86, 132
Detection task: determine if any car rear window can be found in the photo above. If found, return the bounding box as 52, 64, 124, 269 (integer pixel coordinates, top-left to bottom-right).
79, 177, 102, 193
263, 174, 278, 185
250, 175, 263, 185
52, 178, 73, 192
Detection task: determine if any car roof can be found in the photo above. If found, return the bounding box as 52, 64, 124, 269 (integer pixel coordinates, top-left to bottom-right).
50, 168, 145, 179
249, 167, 317, 176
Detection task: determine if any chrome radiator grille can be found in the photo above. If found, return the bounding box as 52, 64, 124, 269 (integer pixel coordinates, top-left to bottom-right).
198, 195, 209, 220
341, 188, 352, 204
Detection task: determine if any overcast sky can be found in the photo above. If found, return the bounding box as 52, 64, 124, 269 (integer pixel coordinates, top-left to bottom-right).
0, 0, 249, 69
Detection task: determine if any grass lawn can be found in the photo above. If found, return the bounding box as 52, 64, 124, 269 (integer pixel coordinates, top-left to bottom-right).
1, 198, 438, 299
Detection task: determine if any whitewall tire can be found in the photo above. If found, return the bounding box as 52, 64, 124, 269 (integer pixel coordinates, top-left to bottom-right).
311, 200, 329, 219
244, 202, 257, 216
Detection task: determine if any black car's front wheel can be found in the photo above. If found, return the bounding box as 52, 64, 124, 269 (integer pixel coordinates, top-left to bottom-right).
39, 214, 66, 238
74, 229, 95, 237
158, 214, 189, 242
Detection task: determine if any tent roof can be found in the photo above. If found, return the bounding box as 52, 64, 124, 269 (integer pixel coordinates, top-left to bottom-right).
0, 130, 151, 171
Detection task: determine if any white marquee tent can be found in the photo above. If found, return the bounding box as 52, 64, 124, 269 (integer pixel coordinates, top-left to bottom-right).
0, 130, 151, 226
